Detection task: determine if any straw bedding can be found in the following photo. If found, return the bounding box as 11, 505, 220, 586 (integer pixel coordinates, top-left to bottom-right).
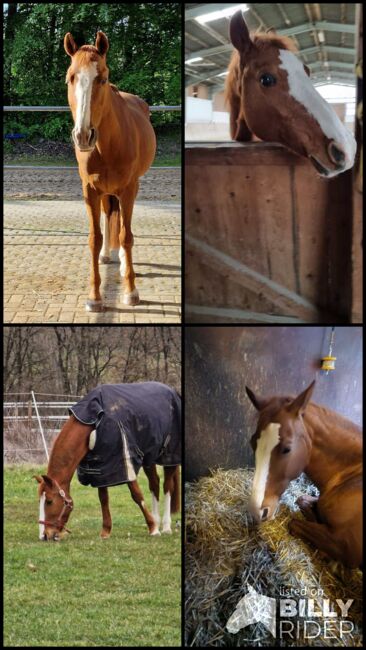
185, 468, 362, 647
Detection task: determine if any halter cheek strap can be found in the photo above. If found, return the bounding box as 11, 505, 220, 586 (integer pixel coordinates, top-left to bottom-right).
39, 481, 73, 534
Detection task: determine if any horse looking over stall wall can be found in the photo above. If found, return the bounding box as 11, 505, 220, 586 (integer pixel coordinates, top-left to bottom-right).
226, 11, 356, 178
64, 31, 156, 311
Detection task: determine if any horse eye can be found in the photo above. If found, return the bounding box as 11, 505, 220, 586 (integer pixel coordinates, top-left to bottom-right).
100, 79, 107, 85
45, 499, 53, 505
260, 73, 276, 87
282, 447, 291, 454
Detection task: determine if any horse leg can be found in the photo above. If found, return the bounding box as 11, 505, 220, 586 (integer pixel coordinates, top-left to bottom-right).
98, 486, 112, 538
83, 186, 103, 311
144, 465, 161, 530
162, 466, 177, 534
118, 180, 139, 306
296, 495, 320, 522
99, 196, 111, 264
288, 519, 352, 566
127, 479, 160, 536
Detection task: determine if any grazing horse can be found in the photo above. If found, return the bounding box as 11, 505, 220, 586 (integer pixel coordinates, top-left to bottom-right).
226, 11, 356, 178
64, 32, 156, 311
246, 381, 362, 569
34, 382, 181, 541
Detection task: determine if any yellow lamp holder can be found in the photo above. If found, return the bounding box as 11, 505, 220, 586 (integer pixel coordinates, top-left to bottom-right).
321, 355, 336, 372
321, 327, 336, 374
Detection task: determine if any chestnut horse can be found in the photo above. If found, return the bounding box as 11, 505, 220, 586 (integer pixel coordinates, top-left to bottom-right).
246, 381, 362, 569
64, 32, 156, 311
226, 11, 356, 178
34, 416, 180, 542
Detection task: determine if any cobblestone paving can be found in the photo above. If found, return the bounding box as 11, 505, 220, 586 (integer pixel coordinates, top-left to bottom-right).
4, 200, 181, 324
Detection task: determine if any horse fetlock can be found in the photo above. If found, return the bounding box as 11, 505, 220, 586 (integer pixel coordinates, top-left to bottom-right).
149, 527, 161, 536
123, 288, 139, 306
100, 529, 112, 539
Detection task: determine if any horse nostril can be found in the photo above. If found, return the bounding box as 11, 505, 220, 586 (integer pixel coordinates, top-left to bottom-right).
262, 507, 269, 521
329, 143, 345, 165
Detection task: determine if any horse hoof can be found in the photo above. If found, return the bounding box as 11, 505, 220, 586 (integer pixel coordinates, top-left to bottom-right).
150, 528, 161, 536
162, 528, 172, 535
123, 289, 140, 306
86, 299, 104, 312
100, 531, 111, 539
99, 255, 111, 264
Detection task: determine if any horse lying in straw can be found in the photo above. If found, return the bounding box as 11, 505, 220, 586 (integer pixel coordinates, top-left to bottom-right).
64, 31, 156, 311
226, 11, 356, 178
34, 382, 181, 541
246, 380, 362, 569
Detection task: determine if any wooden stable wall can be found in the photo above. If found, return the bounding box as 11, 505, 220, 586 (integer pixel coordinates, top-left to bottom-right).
185, 143, 354, 323
185, 326, 362, 481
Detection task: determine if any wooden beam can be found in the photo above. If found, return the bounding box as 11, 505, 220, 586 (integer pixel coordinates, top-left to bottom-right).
186, 234, 320, 321
185, 305, 310, 323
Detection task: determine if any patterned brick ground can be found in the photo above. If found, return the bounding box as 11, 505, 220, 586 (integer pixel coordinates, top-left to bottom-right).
4, 200, 181, 324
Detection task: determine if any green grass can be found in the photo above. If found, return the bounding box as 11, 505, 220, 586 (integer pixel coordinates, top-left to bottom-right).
4, 465, 181, 647
4, 155, 180, 167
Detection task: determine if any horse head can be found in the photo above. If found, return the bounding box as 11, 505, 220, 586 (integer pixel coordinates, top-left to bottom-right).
64, 31, 110, 153
246, 380, 315, 523
34, 474, 73, 541
228, 11, 356, 177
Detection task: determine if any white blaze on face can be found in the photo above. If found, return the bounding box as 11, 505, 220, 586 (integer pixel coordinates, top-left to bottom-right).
39, 492, 46, 540
74, 62, 98, 133
278, 49, 356, 173
251, 423, 281, 512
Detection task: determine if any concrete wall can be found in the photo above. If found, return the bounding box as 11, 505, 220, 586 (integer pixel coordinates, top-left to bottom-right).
185, 326, 362, 481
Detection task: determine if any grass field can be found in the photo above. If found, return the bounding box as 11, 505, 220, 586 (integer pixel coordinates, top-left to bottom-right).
4, 465, 181, 647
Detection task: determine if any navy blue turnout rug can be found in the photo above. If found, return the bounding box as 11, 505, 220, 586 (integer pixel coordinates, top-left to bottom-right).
69, 382, 181, 488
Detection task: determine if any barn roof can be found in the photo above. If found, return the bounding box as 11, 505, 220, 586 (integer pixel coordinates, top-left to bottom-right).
185, 3, 357, 90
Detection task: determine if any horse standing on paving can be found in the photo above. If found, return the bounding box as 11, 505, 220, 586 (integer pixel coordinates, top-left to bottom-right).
64, 31, 156, 311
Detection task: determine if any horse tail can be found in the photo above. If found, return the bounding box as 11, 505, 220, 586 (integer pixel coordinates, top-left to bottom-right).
107, 195, 120, 250
170, 466, 180, 514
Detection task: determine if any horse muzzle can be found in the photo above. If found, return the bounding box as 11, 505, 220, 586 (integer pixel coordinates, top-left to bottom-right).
72, 126, 98, 152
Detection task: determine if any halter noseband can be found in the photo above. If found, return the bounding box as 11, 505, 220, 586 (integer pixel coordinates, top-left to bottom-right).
39, 480, 73, 534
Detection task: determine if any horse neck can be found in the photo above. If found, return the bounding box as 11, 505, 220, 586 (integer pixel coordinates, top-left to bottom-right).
303, 403, 362, 491
47, 417, 91, 491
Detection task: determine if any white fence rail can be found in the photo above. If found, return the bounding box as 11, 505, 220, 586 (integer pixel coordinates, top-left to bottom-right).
3, 392, 81, 463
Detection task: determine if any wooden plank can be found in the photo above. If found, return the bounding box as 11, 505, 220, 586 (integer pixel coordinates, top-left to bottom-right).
185, 304, 309, 323
186, 141, 308, 167
186, 234, 320, 321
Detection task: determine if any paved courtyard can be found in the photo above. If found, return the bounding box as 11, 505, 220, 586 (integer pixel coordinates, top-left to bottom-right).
4, 200, 181, 323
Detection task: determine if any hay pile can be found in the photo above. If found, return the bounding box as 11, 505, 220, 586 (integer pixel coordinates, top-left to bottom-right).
185, 468, 362, 647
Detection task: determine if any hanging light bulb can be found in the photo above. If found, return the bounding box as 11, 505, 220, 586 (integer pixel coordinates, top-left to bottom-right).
321, 327, 336, 374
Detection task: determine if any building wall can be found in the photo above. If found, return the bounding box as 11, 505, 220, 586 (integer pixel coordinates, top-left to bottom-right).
185, 326, 362, 481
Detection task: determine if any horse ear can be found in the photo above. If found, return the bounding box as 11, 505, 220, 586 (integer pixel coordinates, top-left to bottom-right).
246, 386, 267, 411
41, 475, 54, 489
229, 11, 252, 54
288, 380, 315, 416
304, 64, 310, 77
64, 32, 78, 57
95, 31, 109, 57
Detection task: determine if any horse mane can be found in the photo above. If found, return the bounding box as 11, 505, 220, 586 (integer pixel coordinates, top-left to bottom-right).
75, 45, 101, 65
251, 31, 298, 53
